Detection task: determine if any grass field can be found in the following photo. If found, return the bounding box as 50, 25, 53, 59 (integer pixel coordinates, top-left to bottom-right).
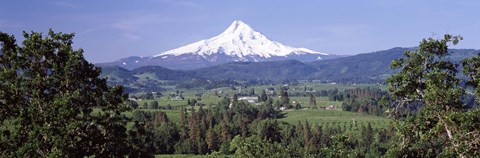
124, 109, 182, 123
279, 109, 392, 130
127, 83, 392, 131
136, 94, 224, 109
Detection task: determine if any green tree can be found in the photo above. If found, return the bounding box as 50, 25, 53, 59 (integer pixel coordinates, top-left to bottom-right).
153, 122, 179, 154
279, 86, 290, 105
232, 94, 238, 107
0, 30, 133, 157
227, 135, 290, 158
387, 34, 480, 157
127, 100, 139, 109
150, 100, 159, 109
463, 54, 480, 99
260, 89, 268, 102
294, 102, 302, 110
322, 134, 357, 157
309, 93, 317, 109
248, 88, 255, 96
206, 127, 219, 152
128, 122, 155, 157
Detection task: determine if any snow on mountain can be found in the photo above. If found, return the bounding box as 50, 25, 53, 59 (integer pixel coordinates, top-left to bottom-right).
153, 20, 328, 59
100, 20, 341, 70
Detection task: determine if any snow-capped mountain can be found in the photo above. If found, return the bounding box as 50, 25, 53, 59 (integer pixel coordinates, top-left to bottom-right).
100, 20, 341, 70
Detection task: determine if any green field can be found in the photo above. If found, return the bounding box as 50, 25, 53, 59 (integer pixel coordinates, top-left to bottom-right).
279, 109, 391, 130
129, 83, 392, 130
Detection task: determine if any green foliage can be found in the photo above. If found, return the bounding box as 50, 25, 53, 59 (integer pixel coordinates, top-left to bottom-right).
227, 135, 290, 158
127, 100, 140, 109
387, 34, 480, 157
0, 30, 132, 157
260, 89, 268, 102
151, 100, 159, 109
128, 122, 155, 158
341, 87, 390, 116
322, 134, 358, 158
279, 86, 290, 106
308, 93, 317, 109
462, 54, 480, 100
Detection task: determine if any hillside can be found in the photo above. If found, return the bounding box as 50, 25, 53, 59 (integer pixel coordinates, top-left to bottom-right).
99, 47, 480, 91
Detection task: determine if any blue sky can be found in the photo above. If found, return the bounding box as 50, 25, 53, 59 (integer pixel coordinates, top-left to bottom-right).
1, 0, 479, 63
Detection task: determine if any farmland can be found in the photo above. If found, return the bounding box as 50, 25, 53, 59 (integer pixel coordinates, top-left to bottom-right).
127, 82, 391, 129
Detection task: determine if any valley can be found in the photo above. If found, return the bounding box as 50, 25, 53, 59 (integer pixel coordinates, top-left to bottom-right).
122, 82, 394, 157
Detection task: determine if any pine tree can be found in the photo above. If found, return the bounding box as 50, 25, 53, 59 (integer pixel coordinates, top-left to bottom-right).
279, 86, 290, 106
303, 120, 312, 146
206, 126, 219, 152
260, 89, 268, 102
232, 93, 238, 107
248, 88, 255, 96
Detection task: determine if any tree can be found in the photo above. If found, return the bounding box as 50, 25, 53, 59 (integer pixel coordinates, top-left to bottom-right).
153, 122, 179, 154
143, 102, 149, 109
206, 127, 219, 152
462, 54, 480, 99
128, 122, 155, 157
232, 94, 238, 107
294, 102, 302, 110
387, 34, 480, 157
0, 30, 134, 157
150, 100, 159, 109
279, 86, 290, 106
127, 100, 139, 109
248, 88, 255, 96
309, 94, 317, 109
260, 90, 268, 102
227, 135, 290, 158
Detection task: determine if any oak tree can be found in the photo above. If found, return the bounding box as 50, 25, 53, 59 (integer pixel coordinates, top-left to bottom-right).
0, 30, 131, 157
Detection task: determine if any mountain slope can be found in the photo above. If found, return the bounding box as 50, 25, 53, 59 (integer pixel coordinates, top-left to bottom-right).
155, 20, 327, 58
131, 66, 194, 80
192, 60, 318, 81
307, 48, 480, 83
99, 48, 480, 89
99, 20, 340, 70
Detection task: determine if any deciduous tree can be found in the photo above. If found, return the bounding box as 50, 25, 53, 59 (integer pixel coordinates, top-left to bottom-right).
387, 34, 480, 157
0, 30, 132, 157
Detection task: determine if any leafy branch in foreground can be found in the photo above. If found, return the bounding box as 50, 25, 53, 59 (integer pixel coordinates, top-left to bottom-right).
0, 30, 134, 157
387, 34, 480, 157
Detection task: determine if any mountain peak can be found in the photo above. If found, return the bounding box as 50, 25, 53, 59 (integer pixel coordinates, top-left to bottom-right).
224, 20, 251, 33
230, 20, 248, 29
154, 20, 329, 59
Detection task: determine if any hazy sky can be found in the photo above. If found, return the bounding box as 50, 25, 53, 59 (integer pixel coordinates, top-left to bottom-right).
1, 0, 479, 63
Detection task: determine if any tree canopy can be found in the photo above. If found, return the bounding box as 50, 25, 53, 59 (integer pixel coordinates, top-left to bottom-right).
0, 30, 131, 157
387, 34, 480, 157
